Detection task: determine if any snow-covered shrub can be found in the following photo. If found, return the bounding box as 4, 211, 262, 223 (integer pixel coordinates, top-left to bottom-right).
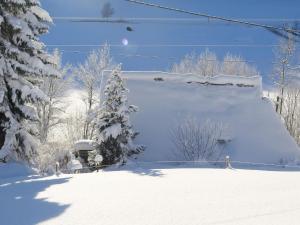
94, 65, 144, 165
67, 158, 82, 173
87, 150, 103, 170
35, 143, 72, 174
170, 117, 227, 161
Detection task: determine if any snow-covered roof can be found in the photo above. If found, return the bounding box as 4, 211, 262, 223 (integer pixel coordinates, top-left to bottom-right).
100, 71, 300, 163
74, 139, 97, 151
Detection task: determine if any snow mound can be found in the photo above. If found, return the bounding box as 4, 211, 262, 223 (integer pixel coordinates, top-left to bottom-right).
101, 71, 300, 164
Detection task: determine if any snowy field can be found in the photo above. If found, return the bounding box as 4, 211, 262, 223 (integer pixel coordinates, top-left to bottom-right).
1, 163, 300, 225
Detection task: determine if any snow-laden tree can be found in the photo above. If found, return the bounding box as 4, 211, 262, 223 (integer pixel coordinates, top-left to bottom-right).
171, 53, 199, 75
0, 0, 59, 163
272, 36, 297, 115
172, 50, 219, 77
221, 53, 259, 76
94, 65, 143, 165
75, 43, 113, 139
195, 49, 219, 77
282, 86, 300, 144
171, 50, 258, 77
37, 49, 71, 144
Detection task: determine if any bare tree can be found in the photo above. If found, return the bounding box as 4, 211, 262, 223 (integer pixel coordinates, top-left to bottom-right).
282, 86, 300, 144
75, 43, 113, 139
170, 117, 227, 161
171, 50, 219, 77
37, 49, 71, 144
171, 49, 258, 77
101, 2, 114, 18
171, 52, 197, 74
64, 110, 86, 146
195, 49, 219, 77
221, 53, 259, 76
35, 142, 72, 174
272, 35, 296, 115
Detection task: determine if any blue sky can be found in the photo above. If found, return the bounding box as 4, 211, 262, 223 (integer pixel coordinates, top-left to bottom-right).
41, 0, 300, 84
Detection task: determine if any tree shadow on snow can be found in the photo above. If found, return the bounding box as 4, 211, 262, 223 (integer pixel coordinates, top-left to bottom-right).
0, 175, 71, 225
103, 162, 229, 177
104, 161, 300, 176
103, 163, 165, 177
229, 163, 300, 172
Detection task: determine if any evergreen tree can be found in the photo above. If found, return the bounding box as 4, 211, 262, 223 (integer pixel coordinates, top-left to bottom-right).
95, 65, 143, 165
0, 0, 59, 163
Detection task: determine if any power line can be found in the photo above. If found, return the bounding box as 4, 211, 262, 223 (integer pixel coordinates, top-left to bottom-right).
124, 0, 300, 38
45, 44, 296, 48
53, 17, 300, 23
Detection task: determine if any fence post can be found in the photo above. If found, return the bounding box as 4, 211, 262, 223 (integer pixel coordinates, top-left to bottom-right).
225, 155, 232, 169
55, 162, 60, 175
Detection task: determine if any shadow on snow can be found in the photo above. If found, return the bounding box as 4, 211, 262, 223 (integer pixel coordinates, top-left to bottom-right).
103, 160, 300, 177
0, 175, 71, 225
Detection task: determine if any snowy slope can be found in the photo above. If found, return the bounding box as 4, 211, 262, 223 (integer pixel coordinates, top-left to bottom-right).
1, 167, 300, 225
101, 71, 300, 164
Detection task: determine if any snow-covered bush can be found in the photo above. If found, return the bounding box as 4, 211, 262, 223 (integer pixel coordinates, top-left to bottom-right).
87, 150, 103, 170
0, 0, 59, 164
35, 143, 72, 174
170, 118, 227, 161
94, 65, 144, 165
67, 158, 82, 173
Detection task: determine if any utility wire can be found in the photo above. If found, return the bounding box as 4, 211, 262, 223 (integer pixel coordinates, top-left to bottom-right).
53, 17, 300, 23
124, 0, 300, 38
44, 44, 297, 48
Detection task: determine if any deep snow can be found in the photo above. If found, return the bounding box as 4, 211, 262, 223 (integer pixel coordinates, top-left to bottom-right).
1, 163, 300, 225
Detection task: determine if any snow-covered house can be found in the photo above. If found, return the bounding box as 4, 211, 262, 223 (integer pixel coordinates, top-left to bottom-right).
99, 71, 300, 164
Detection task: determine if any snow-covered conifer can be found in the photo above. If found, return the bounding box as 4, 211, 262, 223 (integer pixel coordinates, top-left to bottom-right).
0, 0, 59, 163
95, 65, 143, 165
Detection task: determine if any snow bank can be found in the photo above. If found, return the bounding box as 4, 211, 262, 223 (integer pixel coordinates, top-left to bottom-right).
101, 71, 300, 164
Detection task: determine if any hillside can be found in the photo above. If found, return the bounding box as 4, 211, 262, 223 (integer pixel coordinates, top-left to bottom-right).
101, 71, 300, 164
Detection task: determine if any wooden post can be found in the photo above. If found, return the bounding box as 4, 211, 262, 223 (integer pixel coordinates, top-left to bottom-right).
55, 162, 60, 175
275, 96, 280, 113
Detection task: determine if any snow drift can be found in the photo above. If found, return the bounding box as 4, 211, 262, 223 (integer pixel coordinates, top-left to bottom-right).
101, 71, 300, 164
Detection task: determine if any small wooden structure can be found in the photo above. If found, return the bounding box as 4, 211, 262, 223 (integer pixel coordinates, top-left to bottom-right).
74, 140, 97, 163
